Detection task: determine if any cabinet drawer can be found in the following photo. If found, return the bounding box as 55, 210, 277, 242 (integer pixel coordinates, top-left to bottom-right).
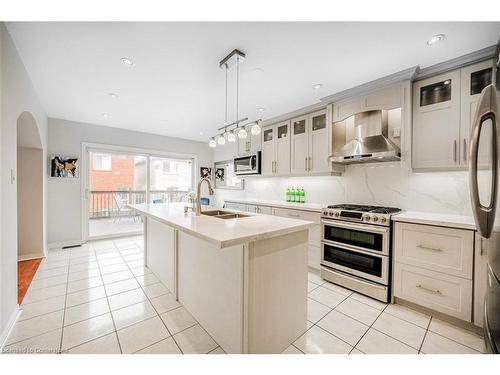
394, 263, 472, 321
272, 207, 321, 224
225, 202, 246, 211
394, 222, 474, 278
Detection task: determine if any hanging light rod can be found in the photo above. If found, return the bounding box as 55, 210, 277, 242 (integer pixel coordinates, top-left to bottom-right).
219, 49, 246, 69
217, 117, 249, 131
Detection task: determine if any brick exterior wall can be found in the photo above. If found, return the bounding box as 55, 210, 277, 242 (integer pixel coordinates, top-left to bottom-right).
90, 156, 135, 191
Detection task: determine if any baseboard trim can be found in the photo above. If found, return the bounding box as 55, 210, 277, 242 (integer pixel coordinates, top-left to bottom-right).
48, 239, 84, 249
0, 306, 21, 350
18, 252, 44, 261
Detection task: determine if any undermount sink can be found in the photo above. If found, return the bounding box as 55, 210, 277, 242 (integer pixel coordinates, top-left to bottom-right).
202, 210, 251, 219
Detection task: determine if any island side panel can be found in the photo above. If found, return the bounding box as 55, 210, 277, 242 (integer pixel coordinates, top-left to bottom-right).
177, 231, 245, 354
145, 217, 176, 294
247, 229, 308, 353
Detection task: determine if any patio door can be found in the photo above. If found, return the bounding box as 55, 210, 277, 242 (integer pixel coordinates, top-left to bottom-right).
82, 144, 196, 241
86, 150, 148, 239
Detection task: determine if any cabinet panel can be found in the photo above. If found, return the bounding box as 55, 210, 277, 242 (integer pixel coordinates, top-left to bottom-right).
225, 202, 246, 211
261, 126, 275, 176
291, 116, 309, 174
394, 262, 472, 321
308, 244, 321, 270
394, 222, 474, 278
364, 85, 401, 110
412, 70, 461, 169
332, 96, 363, 122
460, 59, 495, 166
309, 110, 330, 174
275, 122, 290, 175
474, 234, 488, 327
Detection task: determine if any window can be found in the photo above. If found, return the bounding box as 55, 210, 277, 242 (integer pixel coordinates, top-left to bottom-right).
92, 153, 112, 171
150, 157, 193, 203
162, 160, 178, 175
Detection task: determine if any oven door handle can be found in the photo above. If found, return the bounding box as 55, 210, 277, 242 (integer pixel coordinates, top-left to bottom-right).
321, 218, 390, 234
321, 240, 387, 259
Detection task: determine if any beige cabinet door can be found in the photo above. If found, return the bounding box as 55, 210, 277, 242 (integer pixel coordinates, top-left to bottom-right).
274, 121, 291, 175
363, 84, 401, 110
250, 132, 262, 153
474, 234, 488, 327
308, 110, 329, 173
291, 115, 309, 174
412, 70, 461, 169
261, 125, 275, 176
460, 59, 495, 167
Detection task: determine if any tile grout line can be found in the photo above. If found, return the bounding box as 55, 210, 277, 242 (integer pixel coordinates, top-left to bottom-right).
57, 246, 74, 354
93, 242, 124, 354
350, 303, 389, 352
418, 316, 432, 354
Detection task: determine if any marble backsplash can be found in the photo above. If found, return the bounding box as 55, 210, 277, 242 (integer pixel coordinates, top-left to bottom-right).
214, 162, 475, 216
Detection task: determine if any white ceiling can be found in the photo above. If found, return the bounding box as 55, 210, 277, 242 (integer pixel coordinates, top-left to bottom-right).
6, 22, 500, 142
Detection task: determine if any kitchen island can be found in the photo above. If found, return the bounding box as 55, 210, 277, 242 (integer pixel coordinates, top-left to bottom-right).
129, 203, 313, 354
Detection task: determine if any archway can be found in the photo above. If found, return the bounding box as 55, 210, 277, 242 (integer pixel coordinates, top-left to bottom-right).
16, 111, 44, 303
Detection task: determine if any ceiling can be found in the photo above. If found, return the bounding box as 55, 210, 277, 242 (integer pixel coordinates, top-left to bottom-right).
6, 22, 500, 142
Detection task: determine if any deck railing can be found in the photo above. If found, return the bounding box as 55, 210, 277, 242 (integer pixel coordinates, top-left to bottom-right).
89, 190, 189, 219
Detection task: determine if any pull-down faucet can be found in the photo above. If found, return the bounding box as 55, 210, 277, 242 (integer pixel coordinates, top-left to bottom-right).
196, 177, 214, 215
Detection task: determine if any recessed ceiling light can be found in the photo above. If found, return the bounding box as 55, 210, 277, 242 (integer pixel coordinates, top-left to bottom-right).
108, 93, 118, 99
258, 107, 265, 112
120, 57, 134, 66
426, 34, 445, 46
199, 132, 204, 136
101, 113, 109, 119
313, 84, 323, 90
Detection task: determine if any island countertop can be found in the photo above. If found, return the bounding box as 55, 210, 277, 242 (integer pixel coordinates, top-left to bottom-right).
129, 203, 315, 248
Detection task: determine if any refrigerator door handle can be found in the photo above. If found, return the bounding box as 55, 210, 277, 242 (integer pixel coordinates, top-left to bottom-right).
469, 84, 498, 238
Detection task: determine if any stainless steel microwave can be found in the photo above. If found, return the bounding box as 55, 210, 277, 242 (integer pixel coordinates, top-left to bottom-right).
234, 152, 261, 175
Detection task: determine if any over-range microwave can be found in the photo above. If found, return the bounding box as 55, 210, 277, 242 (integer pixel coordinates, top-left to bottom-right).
234, 152, 261, 176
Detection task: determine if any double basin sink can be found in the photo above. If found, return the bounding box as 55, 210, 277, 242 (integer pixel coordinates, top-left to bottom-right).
202, 210, 250, 220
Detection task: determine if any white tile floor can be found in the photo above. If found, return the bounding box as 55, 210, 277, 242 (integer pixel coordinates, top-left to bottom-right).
2, 235, 487, 355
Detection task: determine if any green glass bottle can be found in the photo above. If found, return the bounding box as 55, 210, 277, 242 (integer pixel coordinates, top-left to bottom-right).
286, 187, 290, 202
299, 187, 305, 203
291, 187, 296, 203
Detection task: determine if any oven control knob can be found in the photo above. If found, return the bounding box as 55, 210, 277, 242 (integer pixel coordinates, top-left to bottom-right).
364, 215, 371, 221
328, 212, 334, 217
381, 217, 387, 223
323, 211, 328, 216
334, 212, 340, 217
372, 216, 379, 222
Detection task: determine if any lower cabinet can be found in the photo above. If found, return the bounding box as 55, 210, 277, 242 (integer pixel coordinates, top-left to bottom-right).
223, 201, 322, 270
393, 222, 475, 322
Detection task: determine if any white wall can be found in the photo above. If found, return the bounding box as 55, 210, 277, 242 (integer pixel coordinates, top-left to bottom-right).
17, 147, 44, 260
214, 142, 473, 216
47, 118, 212, 246
0, 23, 48, 345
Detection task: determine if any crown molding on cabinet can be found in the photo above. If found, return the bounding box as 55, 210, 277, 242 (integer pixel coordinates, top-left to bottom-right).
260, 101, 327, 127
319, 66, 419, 104
414, 44, 497, 81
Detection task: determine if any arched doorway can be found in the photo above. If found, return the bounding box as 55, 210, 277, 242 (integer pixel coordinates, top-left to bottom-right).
16, 111, 44, 303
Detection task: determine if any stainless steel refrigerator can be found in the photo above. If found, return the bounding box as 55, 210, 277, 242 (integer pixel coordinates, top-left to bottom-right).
469, 39, 500, 353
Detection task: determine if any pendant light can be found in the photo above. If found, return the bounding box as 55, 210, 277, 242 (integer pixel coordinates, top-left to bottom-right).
238, 127, 248, 139
209, 138, 217, 148
227, 130, 236, 142
217, 134, 226, 145
251, 121, 261, 135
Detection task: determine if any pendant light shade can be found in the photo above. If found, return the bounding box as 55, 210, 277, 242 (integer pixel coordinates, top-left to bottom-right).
251, 123, 261, 135
209, 138, 217, 148
217, 134, 226, 145
238, 127, 248, 139
227, 131, 236, 142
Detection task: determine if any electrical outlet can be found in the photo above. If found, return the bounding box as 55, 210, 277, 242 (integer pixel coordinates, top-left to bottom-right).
392, 127, 401, 138
10, 168, 15, 184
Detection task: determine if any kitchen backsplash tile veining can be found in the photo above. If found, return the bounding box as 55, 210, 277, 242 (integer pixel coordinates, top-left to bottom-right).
215, 162, 474, 216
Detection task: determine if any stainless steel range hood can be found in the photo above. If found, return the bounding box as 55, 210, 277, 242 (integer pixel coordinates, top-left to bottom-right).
329, 110, 401, 164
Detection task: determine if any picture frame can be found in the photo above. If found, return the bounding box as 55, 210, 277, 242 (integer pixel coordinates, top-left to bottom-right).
50, 155, 79, 178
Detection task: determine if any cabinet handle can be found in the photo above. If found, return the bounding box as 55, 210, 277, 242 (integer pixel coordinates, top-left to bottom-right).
417, 244, 443, 252
275, 161, 278, 174
453, 139, 457, 163
305, 157, 308, 171
309, 157, 312, 171
416, 284, 442, 295
463, 138, 467, 162
287, 213, 300, 218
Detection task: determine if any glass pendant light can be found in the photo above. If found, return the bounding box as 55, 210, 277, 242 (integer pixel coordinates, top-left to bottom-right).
217, 134, 226, 145
209, 138, 217, 148
227, 130, 236, 142
238, 127, 248, 139
251, 123, 261, 135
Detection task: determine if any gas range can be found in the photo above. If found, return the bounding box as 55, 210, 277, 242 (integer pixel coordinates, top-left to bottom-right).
321, 204, 402, 227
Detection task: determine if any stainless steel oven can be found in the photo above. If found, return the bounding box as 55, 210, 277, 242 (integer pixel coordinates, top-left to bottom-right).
321, 219, 389, 285
234, 152, 261, 175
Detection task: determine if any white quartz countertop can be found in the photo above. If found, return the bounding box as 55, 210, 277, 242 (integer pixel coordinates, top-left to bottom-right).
223, 198, 324, 212
129, 203, 315, 248
392, 211, 476, 231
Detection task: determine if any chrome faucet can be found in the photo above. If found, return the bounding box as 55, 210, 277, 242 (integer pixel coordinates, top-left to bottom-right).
196, 177, 214, 215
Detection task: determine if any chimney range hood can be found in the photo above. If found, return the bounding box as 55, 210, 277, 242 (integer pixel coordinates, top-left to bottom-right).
329, 110, 401, 164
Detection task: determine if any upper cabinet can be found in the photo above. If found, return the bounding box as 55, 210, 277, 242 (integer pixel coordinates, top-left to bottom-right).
237, 131, 262, 155
261, 120, 291, 176
412, 59, 495, 171
412, 70, 461, 169
291, 109, 330, 174
332, 84, 401, 122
